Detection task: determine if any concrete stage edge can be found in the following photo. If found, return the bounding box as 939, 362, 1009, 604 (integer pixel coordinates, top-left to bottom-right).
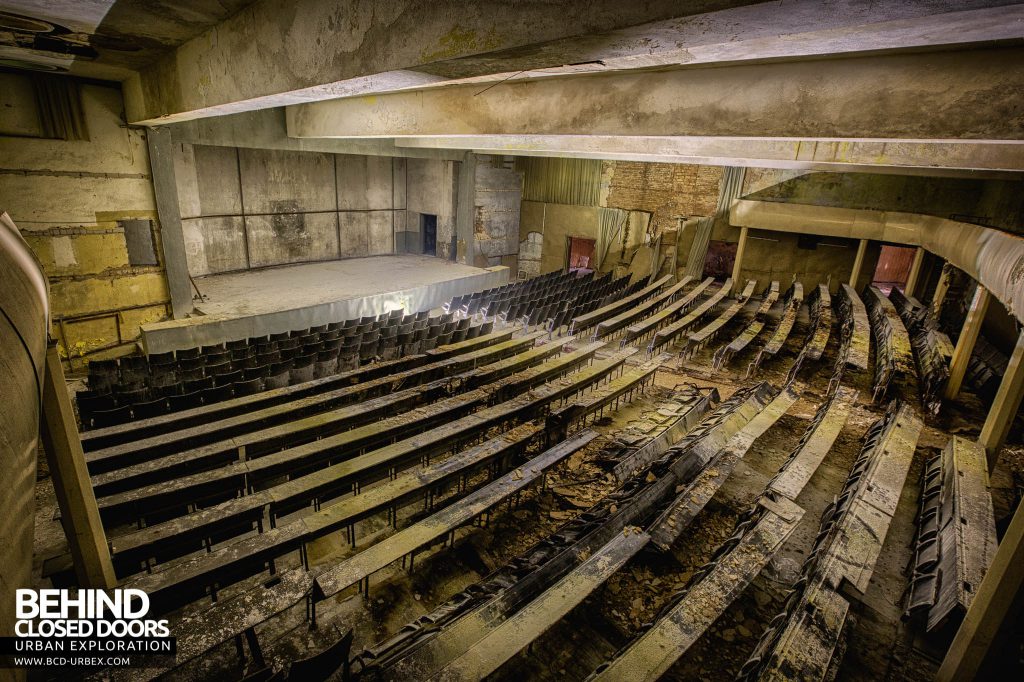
141, 256, 509, 354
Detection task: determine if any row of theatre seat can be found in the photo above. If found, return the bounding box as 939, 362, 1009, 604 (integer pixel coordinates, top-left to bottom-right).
77, 271, 641, 431
76, 310, 493, 430
83, 270, 856, 681
445, 269, 639, 331
444, 269, 578, 317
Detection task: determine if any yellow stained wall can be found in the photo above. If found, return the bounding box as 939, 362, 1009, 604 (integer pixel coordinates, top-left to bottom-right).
0, 74, 170, 369
735, 229, 862, 294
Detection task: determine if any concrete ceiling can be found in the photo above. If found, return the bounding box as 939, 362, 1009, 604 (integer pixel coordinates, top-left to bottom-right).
0, 0, 256, 80
113, 0, 1024, 125
3, 0, 1022, 175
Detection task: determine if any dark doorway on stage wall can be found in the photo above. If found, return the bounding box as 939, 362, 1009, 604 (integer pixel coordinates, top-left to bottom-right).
566, 236, 596, 274
872, 244, 916, 295
422, 214, 437, 256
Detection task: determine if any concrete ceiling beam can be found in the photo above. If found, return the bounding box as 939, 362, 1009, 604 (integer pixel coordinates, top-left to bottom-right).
166, 108, 465, 160
123, 0, 717, 124
125, 0, 1023, 125
391, 135, 1024, 176
288, 45, 1024, 143
412, 3, 1024, 83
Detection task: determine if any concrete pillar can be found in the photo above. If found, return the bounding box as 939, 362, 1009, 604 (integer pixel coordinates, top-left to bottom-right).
904, 246, 925, 297
932, 261, 952, 317
39, 344, 116, 589
146, 126, 195, 318
979, 330, 1024, 469
849, 239, 868, 287
944, 285, 991, 400
938, 494, 1024, 681
455, 153, 477, 266
731, 226, 749, 295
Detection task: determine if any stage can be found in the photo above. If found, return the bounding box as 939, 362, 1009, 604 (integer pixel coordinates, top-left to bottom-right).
141, 256, 508, 353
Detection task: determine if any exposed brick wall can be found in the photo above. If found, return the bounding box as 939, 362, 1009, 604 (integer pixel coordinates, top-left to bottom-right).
605, 161, 723, 235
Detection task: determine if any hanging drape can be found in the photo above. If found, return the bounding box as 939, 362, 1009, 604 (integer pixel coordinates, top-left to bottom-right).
684, 166, 745, 278
595, 207, 627, 269
517, 157, 602, 206
33, 74, 88, 141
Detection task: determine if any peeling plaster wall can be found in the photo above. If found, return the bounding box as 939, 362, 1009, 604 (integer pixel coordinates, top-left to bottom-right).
518, 158, 721, 276
520, 201, 600, 276
605, 161, 723, 270
473, 156, 522, 269
518, 200, 652, 277
0, 73, 170, 369
606, 161, 722, 232
175, 147, 409, 275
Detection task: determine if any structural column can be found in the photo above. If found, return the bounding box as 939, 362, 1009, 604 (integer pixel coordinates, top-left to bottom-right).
945, 284, 991, 400
146, 126, 195, 318
979, 330, 1024, 469
938, 494, 1024, 680
731, 226, 749, 294
455, 152, 477, 266
39, 344, 116, 588
932, 261, 953, 317
849, 239, 868, 287
904, 246, 926, 297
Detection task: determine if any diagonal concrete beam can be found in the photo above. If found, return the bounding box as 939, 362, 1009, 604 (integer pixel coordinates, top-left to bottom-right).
126, 0, 1024, 125
288, 45, 1024, 142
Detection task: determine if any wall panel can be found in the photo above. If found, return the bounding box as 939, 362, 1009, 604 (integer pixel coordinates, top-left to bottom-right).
245, 212, 339, 267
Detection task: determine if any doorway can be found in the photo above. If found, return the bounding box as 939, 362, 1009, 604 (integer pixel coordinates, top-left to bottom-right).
421, 214, 437, 256
703, 240, 737, 280
565, 236, 596, 274
872, 244, 916, 294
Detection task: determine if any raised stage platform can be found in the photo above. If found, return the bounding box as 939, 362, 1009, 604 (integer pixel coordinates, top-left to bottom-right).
141, 256, 508, 354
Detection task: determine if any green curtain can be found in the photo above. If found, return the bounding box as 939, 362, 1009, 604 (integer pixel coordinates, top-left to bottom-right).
33, 74, 88, 141
684, 166, 745, 278
517, 157, 601, 206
